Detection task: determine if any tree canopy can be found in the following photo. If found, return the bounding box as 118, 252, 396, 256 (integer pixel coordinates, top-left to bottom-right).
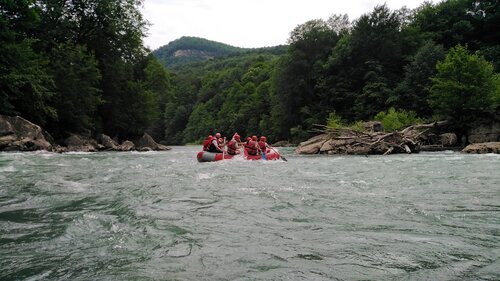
1, 0, 172, 141
429, 45, 500, 125
1, 0, 499, 145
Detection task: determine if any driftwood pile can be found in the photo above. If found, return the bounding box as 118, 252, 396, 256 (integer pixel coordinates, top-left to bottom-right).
296, 121, 450, 155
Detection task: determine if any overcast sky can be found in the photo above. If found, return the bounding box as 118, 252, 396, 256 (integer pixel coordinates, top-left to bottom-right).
141, 0, 431, 50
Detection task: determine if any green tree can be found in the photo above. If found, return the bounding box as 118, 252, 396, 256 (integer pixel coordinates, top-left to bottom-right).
392, 41, 445, 117
319, 4, 410, 122
183, 102, 215, 143
347, 4, 406, 119
142, 55, 173, 140
45, 42, 102, 136
164, 73, 200, 144
429, 45, 500, 124
272, 19, 339, 139
0, 0, 55, 124
411, 0, 475, 49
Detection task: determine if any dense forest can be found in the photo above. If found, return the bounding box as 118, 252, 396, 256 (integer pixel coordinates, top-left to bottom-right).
1, 0, 499, 145
1, 0, 169, 142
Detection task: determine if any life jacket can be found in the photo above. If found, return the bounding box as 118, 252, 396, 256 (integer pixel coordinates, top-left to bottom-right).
258, 141, 267, 153
207, 138, 220, 153
202, 136, 213, 151
246, 140, 258, 155
227, 140, 238, 155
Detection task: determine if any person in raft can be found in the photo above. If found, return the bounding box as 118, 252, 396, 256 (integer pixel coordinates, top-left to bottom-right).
215, 132, 226, 149
202, 134, 224, 153
226, 134, 242, 155
258, 136, 269, 156
245, 135, 260, 156
202, 135, 212, 151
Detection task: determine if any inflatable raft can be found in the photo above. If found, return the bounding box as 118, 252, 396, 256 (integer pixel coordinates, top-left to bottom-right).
197, 148, 282, 162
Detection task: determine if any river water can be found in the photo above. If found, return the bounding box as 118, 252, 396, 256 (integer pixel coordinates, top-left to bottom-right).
0, 147, 499, 280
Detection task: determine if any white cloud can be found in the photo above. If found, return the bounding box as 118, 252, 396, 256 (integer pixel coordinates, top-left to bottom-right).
141, 0, 430, 50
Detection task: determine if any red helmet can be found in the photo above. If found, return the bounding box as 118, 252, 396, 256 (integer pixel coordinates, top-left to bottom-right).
260, 136, 266, 142
252, 136, 257, 141
246, 137, 251, 141
215, 133, 221, 138
234, 135, 241, 141
208, 135, 213, 138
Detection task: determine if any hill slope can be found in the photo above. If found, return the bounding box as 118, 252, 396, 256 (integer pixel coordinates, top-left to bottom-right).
153, 36, 248, 68
153, 36, 287, 68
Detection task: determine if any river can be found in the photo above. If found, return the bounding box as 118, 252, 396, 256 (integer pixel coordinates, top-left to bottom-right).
0, 147, 499, 280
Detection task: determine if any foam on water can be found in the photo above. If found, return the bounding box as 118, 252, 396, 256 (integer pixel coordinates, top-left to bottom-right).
0, 165, 16, 172
0, 147, 499, 280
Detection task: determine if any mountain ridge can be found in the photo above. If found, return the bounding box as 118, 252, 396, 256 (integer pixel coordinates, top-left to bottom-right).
152, 36, 286, 68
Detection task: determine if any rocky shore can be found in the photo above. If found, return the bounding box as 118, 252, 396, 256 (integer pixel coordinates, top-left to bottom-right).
296, 120, 500, 155
0, 115, 171, 152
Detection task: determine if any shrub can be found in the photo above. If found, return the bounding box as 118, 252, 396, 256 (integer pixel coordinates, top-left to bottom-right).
374, 107, 422, 132
326, 112, 343, 129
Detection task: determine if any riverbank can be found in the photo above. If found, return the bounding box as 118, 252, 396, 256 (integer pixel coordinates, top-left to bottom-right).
0, 115, 170, 153
295, 121, 500, 155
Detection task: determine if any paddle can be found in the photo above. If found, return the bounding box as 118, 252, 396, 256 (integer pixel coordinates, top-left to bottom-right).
269, 146, 287, 162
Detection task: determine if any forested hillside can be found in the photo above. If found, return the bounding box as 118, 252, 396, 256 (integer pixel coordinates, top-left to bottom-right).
1, 0, 172, 142
165, 1, 500, 144
1, 0, 499, 146
153, 36, 287, 68
153, 36, 247, 68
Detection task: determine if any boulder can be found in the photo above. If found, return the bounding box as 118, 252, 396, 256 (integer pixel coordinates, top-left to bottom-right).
462, 142, 500, 154
295, 134, 329, 154
119, 140, 135, 151
440, 133, 458, 146
97, 134, 120, 150
0, 115, 52, 151
135, 133, 171, 151
0, 118, 14, 136
156, 143, 171, 151
54, 145, 69, 153
64, 134, 98, 152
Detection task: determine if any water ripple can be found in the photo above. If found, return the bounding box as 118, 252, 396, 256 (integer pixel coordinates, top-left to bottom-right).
0, 148, 499, 280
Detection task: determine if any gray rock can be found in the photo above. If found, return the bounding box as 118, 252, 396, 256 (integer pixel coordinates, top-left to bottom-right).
64, 134, 98, 152
0, 118, 14, 136
440, 133, 458, 146
295, 134, 329, 154
119, 140, 135, 151
136, 133, 171, 151
0, 115, 52, 151
462, 142, 500, 154
97, 134, 120, 150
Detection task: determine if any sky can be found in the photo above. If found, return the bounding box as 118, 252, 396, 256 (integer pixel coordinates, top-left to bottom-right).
141, 0, 431, 50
